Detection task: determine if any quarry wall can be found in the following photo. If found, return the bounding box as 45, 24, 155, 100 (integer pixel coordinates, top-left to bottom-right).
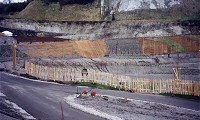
1, 19, 200, 40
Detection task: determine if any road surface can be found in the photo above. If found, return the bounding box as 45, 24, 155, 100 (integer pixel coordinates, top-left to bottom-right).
0, 72, 199, 120
0, 72, 103, 120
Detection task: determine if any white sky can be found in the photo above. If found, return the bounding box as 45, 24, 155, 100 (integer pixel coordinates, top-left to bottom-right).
0, 0, 27, 3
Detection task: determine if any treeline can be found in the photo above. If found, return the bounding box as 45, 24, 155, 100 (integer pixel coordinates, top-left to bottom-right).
42, 0, 95, 5
0, 0, 32, 15
0, 0, 96, 15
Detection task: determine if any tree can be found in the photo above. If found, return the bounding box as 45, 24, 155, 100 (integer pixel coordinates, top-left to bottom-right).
41, 0, 95, 5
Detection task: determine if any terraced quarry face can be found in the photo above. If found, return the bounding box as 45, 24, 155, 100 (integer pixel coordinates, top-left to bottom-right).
15, 35, 199, 58
1, 1, 200, 119
0, 31, 200, 99
2, 35, 197, 81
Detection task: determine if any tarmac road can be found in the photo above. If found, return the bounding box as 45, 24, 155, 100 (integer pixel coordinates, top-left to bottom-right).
0, 72, 103, 120
0, 72, 199, 120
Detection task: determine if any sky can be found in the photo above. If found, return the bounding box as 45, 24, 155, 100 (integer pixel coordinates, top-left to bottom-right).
0, 0, 27, 4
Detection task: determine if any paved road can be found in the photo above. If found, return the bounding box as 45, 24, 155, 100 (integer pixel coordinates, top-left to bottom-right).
0, 72, 199, 120
0, 72, 103, 120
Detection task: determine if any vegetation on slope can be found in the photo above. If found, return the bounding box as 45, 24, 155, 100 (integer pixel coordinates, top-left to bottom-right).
14, 0, 101, 21
1, 0, 200, 21
0, 0, 31, 16
162, 37, 186, 53
41, 0, 95, 5
186, 35, 200, 43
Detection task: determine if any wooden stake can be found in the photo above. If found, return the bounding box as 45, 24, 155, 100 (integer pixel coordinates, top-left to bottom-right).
13, 44, 17, 71
60, 101, 64, 120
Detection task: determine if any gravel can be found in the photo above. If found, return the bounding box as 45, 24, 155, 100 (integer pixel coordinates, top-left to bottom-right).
73, 94, 200, 120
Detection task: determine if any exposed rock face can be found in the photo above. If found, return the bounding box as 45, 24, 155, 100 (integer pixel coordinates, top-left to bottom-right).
101, 0, 200, 20
1, 19, 200, 40
109, 0, 180, 12
101, 0, 181, 17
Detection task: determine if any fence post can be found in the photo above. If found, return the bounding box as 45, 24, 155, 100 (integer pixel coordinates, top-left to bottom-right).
192, 80, 194, 96
153, 80, 155, 93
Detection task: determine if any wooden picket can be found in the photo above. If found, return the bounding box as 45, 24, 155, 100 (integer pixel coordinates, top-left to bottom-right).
25, 61, 200, 96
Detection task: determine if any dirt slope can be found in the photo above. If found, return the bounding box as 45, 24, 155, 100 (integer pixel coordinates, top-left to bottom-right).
18, 39, 108, 58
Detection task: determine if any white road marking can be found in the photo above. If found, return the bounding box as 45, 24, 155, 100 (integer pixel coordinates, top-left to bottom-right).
0, 92, 6, 97
0, 92, 36, 120
2, 72, 65, 86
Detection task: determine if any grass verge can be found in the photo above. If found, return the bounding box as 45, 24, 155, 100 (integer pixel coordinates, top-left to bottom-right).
77, 82, 119, 90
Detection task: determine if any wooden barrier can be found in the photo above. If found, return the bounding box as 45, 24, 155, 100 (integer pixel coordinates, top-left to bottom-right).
25, 61, 200, 96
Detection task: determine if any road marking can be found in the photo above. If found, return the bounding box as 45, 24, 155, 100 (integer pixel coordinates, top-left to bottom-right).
0, 92, 6, 97
2, 72, 65, 86
1, 92, 36, 120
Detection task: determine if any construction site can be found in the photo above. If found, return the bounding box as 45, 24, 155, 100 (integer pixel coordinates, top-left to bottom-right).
1, 30, 200, 96
0, 0, 200, 119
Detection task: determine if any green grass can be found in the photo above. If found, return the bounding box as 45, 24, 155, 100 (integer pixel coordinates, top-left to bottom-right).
162, 37, 186, 53
44, 2, 61, 20
160, 93, 200, 100
186, 35, 200, 43
78, 82, 118, 90
10, 0, 101, 21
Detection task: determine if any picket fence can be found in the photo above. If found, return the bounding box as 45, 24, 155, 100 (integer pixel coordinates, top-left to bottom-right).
25, 62, 200, 96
